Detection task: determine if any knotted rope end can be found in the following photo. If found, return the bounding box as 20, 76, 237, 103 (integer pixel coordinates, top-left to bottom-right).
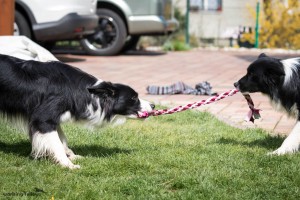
242, 93, 261, 123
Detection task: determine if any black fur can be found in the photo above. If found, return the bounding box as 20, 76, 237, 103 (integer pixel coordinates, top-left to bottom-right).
0, 54, 143, 135
0, 54, 155, 168
88, 82, 141, 121
234, 53, 300, 119
234, 53, 300, 155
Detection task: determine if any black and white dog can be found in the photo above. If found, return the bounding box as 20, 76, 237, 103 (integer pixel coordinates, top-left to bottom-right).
0, 54, 154, 169
234, 53, 300, 155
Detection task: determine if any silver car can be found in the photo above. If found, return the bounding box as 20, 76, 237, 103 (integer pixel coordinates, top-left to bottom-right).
80, 0, 179, 56
14, 0, 98, 44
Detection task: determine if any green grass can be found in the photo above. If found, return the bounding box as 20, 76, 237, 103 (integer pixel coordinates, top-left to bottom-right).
1, 110, 300, 199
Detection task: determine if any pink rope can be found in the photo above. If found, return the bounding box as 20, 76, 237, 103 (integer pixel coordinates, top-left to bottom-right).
138, 89, 261, 123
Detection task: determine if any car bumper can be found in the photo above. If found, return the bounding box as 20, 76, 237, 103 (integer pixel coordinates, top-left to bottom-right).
128, 16, 179, 35
33, 13, 98, 41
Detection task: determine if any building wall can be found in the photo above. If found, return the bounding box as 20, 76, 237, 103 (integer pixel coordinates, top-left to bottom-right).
175, 0, 257, 40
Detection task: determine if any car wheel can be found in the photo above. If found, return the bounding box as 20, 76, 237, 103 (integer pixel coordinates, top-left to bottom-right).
122, 35, 140, 52
80, 8, 127, 56
14, 10, 31, 38
39, 41, 56, 50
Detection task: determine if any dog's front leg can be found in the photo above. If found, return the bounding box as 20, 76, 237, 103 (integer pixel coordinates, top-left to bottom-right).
269, 121, 300, 155
57, 126, 82, 161
31, 130, 80, 169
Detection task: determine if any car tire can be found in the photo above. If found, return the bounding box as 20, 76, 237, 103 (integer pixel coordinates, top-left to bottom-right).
122, 35, 140, 52
39, 41, 56, 50
80, 8, 127, 56
14, 10, 31, 38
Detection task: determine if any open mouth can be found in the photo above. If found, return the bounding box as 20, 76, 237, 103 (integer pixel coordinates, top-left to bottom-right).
241, 91, 250, 95
126, 112, 144, 119
126, 113, 138, 119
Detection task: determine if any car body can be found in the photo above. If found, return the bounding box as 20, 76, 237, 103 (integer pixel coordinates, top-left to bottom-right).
112, 0, 178, 35
14, 0, 98, 43
80, 0, 179, 56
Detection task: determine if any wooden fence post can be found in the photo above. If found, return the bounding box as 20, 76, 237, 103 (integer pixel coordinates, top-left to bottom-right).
0, 0, 15, 35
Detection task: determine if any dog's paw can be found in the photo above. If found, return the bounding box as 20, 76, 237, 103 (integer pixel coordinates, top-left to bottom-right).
69, 164, 81, 170
60, 162, 81, 169
56, 157, 81, 169
268, 146, 298, 155
68, 154, 83, 161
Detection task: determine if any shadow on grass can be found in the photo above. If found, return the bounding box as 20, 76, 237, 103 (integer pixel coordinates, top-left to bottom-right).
72, 145, 133, 157
0, 140, 132, 158
217, 135, 285, 150
0, 141, 31, 157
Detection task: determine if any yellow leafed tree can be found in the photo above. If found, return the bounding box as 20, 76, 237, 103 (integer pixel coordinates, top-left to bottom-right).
245, 0, 300, 49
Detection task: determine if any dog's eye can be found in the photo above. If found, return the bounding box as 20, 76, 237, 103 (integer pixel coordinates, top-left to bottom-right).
248, 72, 256, 78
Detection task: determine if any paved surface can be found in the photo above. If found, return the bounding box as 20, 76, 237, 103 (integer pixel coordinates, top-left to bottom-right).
55, 49, 300, 136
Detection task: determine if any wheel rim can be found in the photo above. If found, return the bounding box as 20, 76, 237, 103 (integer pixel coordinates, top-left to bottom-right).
84, 15, 118, 51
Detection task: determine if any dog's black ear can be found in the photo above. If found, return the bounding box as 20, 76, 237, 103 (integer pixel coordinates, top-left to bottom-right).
88, 81, 118, 97
258, 53, 267, 58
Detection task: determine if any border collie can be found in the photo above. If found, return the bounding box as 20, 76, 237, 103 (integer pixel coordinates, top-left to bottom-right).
0, 54, 154, 169
234, 53, 300, 155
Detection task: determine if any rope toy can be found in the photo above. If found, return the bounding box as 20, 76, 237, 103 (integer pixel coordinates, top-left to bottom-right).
138, 89, 261, 123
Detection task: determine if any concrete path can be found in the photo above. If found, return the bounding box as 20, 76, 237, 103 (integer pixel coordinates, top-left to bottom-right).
55, 49, 299, 136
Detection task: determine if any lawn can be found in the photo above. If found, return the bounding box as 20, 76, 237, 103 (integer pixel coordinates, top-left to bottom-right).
0, 110, 300, 199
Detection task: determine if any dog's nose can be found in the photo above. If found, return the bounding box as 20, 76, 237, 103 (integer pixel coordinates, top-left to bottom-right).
150, 104, 155, 110
234, 82, 238, 88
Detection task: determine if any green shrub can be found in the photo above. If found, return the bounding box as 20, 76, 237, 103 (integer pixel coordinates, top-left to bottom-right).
247, 0, 300, 49
163, 40, 191, 51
